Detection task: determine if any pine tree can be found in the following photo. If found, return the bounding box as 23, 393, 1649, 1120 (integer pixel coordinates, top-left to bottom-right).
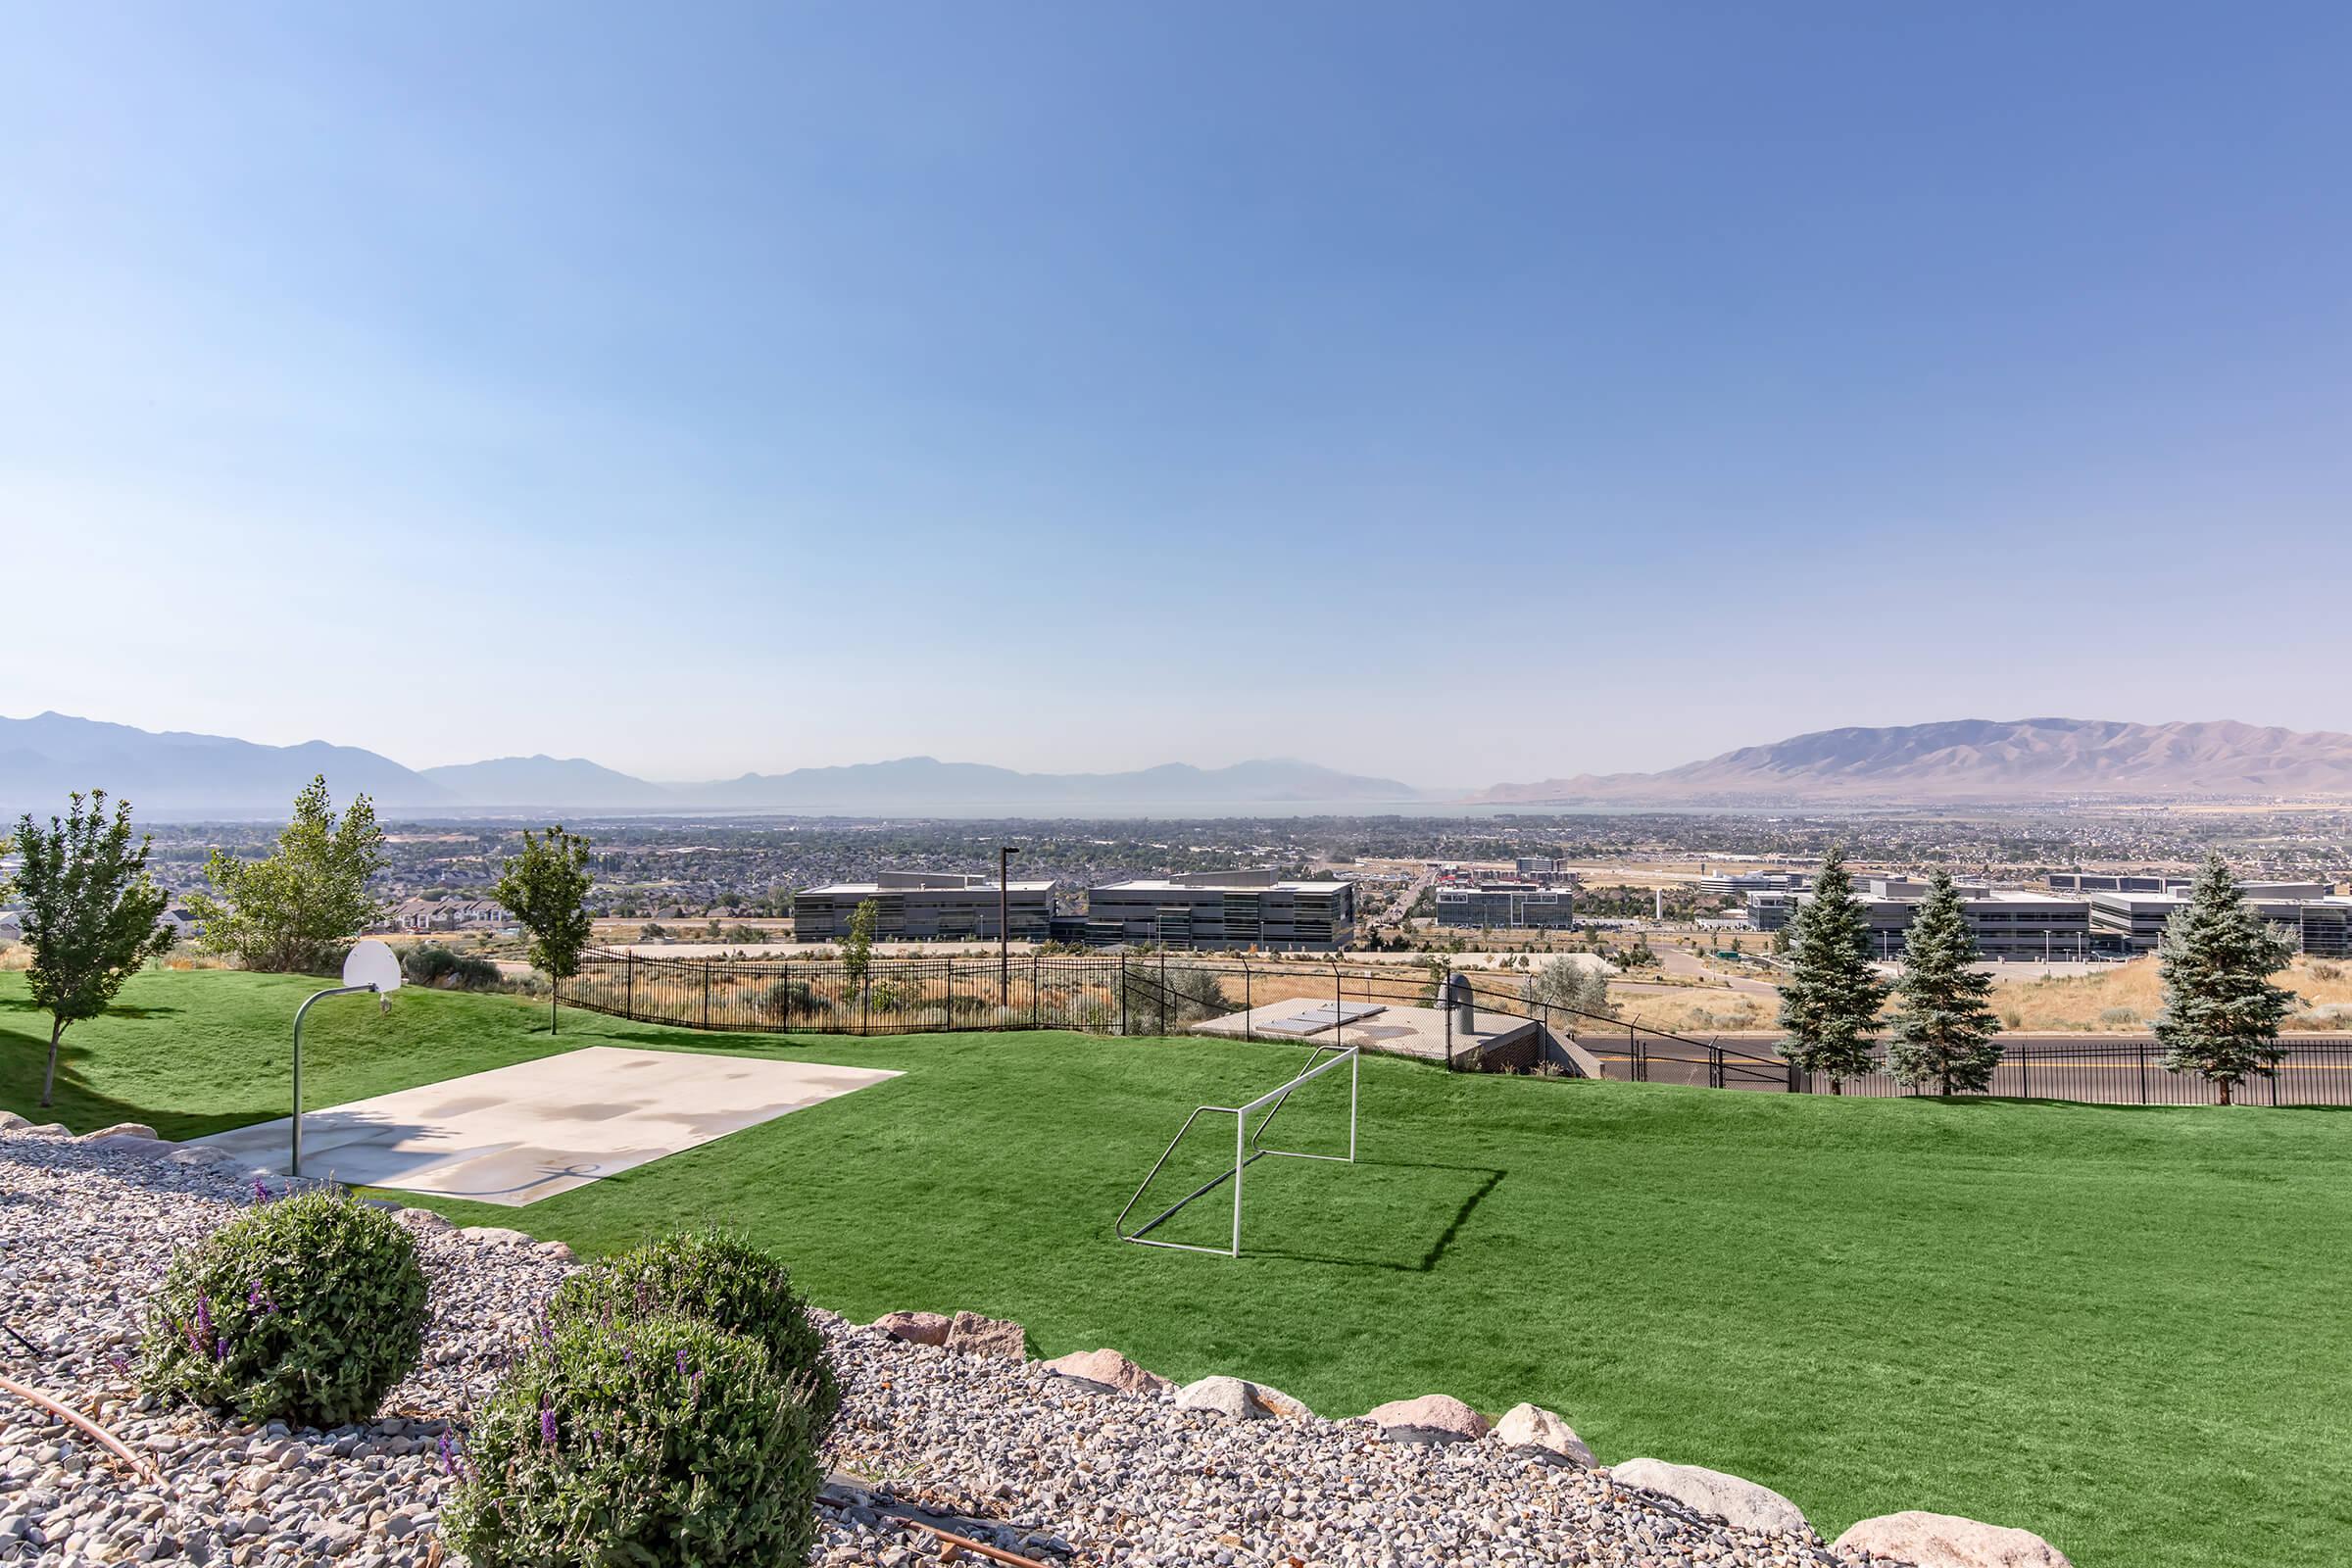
1776, 848, 1889, 1093
2154, 852, 2296, 1105
1886, 869, 2003, 1095
9, 791, 175, 1107
494, 826, 596, 1036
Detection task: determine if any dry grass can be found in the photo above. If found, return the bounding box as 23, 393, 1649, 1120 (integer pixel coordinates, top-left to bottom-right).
1989, 956, 2352, 1033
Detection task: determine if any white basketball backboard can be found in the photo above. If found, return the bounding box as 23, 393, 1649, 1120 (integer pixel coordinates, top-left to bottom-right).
343, 939, 403, 994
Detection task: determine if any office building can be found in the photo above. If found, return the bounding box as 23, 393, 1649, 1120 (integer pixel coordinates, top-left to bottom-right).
1083, 869, 1354, 950
1435, 882, 1577, 930
1750, 881, 2092, 960
794, 871, 1054, 942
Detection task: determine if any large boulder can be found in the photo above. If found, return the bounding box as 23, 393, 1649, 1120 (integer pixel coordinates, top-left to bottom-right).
1494, 1402, 1595, 1466
1363, 1394, 1490, 1445
1611, 1459, 1807, 1537
945, 1310, 1026, 1360
1176, 1376, 1316, 1421
460, 1225, 535, 1248
1835, 1511, 2073, 1567
0, 1111, 29, 1133
872, 1310, 953, 1347
80, 1121, 161, 1142
395, 1208, 458, 1236
1041, 1348, 1173, 1398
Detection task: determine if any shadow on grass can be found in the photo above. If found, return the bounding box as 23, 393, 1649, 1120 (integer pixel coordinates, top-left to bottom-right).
1236, 1160, 1507, 1274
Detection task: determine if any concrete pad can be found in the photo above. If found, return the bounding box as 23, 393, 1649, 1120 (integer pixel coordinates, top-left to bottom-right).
1190, 1001, 1539, 1066
195, 1047, 900, 1206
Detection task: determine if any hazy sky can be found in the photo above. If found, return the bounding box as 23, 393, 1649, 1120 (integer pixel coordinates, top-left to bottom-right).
5, 4, 2349, 786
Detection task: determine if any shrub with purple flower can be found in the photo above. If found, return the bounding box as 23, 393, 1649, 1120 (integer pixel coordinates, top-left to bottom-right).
137, 1187, 426, 1426
444, 1312, 821, 1568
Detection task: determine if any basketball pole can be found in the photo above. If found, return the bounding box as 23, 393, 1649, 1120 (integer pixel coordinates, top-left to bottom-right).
290, 983, 379, 1179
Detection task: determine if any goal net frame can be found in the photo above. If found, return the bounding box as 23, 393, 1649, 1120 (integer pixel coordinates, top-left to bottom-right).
1113, 1044, 1359, 1258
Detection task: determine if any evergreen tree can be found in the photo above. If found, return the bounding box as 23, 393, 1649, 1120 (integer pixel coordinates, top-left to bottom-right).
1775, 848, 1889, 1093
1886, 869, 2003, 1095
9, 791, 175, 1106
187, 775, 386, 972
2155, 852, 2296, 1104
494, 826, 596, 1036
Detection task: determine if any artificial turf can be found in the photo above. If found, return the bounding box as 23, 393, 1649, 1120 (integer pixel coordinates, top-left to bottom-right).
6, 968, 2348, 1568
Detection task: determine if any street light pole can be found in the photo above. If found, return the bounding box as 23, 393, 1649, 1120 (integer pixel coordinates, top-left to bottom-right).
1000, 844, 1021, 1007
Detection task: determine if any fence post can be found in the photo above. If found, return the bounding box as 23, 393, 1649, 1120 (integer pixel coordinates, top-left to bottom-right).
1031, 954, 1040, 1029
2138, 1039, 2147, 1103
2019, 1047, 2029, 1102
1710, 1042, 1723, 1090
946, 960, 955, 1029
701, 961, 710, 1032
1244, 960, 1253, 1040
626, 953, 636, 1020
1117, 958, 1128, 1036
1159, 951, 1168, 1036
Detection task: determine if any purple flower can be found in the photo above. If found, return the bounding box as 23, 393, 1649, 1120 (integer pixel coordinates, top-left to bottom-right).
252, 1177, 270, 1203
539, 1399, 557, 1445
622, 1348, 635, 1367
675, 1349, 688, 1377
438, 1431, 457, 1475
213, 1335, 227, 1363
189, 1293, 215, 1353
246, 1282, 276, 1315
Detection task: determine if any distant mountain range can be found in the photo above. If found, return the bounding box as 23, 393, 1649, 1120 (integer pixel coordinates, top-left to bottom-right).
9, 711, 2352, 819
1477, 717, 2352, 804
0, 713, 1437, 817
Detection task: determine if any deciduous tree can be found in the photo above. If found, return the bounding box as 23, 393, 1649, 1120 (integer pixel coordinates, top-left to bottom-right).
843, 899, 878, 1003
2155, 852, 2296, 1105
1886, 869, 2003, 1095
494, 826, 596, 1035
1776, 848, 1889, 1093
186, 776, 385, 973
8, 791, 174, 1106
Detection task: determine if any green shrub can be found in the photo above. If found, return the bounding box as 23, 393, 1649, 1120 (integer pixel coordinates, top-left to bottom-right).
403, 944, 505, 991
758, 977, 829, 1020
2097, 1005, 2141, 1027
444, 1314, 821, 1568
139, 1187, 427, 1425
547, 1230, 839, 1436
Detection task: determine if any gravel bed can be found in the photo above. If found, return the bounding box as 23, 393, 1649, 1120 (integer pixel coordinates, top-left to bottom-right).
1, 1129, 1879, 1566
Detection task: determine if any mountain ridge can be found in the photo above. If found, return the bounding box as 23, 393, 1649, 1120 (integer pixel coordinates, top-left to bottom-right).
0, 714, 1435, 816
1478, 717, 2352, 803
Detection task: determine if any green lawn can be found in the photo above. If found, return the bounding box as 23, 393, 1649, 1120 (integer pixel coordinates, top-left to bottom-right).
7, 968, 2350, 1568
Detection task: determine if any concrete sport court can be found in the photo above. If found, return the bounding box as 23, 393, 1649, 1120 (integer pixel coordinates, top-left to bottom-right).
195, 1046, 900, 1206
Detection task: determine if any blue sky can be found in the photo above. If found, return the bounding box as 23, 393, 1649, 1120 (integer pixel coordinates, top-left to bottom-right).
4, 4, 2348, 786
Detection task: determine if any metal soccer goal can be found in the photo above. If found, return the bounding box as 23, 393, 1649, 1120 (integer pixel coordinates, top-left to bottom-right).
1113, 1044, 1359, 1258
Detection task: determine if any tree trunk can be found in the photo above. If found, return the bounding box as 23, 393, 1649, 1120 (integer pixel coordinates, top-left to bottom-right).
2218, 1077, 2232, 1106
40, 1017, 64, 1107
550, 986, 559, 1036
1830, 1079, 1843, 1096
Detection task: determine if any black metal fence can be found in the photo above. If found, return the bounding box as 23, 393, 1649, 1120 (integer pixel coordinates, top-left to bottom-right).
561, 948, 2352, 1105
1581, 1031, 2352, 1107
562, 948, 1701, 1071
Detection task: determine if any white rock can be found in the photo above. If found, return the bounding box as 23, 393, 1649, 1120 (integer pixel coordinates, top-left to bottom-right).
458, 1225, 534, 1247
1040, 1348, 1172, 1397
1363, 1394, 1490, 1445
1176, 1375, 1315, 1421
1835, 1510, 2074, 1567
0, 1110, 28, 1132
79, 1122, 160, 1142
1494, 1402, 1595, 1466
1611, 1457, 1808, 1536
